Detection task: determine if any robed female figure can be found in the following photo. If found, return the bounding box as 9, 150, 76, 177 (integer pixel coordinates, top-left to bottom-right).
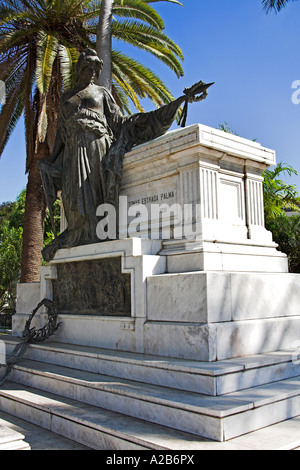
39, 49, 211, 261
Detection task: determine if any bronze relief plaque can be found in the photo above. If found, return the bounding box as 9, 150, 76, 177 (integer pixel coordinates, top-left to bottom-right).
52, 257, 131, 316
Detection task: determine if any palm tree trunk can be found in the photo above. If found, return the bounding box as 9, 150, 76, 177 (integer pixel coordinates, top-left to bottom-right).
96, 0, 114, 91
20, 143, 48, 283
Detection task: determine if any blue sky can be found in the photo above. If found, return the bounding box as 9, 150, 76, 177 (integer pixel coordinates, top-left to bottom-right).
1, 0, 300, 203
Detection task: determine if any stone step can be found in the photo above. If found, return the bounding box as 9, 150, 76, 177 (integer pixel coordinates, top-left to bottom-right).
0, 440, 31, 450
5, 358, 300, 441
0, 424, 30, 450
3, 336, 300, 396
0, 381, 234, 450
2, 381, 300, 450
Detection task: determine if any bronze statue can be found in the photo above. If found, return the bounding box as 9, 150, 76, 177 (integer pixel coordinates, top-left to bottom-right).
39, 49, 213, 261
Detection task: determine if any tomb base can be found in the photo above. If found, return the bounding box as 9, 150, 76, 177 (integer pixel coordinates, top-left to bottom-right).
12, 238, 300, 362
3, 125, 300, 446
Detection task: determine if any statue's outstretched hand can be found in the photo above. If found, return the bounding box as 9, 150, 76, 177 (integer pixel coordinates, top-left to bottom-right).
178, 80, 214, 128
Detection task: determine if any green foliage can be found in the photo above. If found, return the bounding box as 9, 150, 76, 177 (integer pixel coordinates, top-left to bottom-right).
6, 189, 26, 230
0, 190, 25, 234
0, 191, 24, 311
0, 222, 22, 312
217, 122, 240, 136
0, 0, 184, 160
262, 163, 300, 273
217, 121, 257, 141
0, 189, 61, 308
0, 0, 183, 281
266, 214, 300, 272
44, 199, 61, 246
217, 123, 300, 272
262, 162, 300, 221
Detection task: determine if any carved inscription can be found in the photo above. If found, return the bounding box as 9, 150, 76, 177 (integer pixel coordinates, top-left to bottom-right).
128, 190, 176, 207
52, 257, 131, 316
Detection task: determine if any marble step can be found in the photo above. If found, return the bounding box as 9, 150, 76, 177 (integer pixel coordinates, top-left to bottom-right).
0, 440, 31, 450
3, 336, 300, 396
6, 358, 300, 441
0, 381, 240, 450
0, 424, 30, 450
2, 382, 300, 451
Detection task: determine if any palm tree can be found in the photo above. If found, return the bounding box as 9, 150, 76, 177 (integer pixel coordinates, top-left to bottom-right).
96, 0, 114, 90
0, 0, 88, 283
97, 0, 184, 113
263, 162, 300, 221
0, 0, 183, 283
262, 0, 295, 13
96, 0, 183, 104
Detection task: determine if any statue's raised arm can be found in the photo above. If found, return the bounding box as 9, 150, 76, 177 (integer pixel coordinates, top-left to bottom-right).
39, 49, 214, 262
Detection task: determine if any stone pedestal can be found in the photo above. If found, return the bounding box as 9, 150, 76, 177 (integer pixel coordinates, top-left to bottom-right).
119, 123, 288, 274
5, 124, 300, 446
12, 124, 300, 361
13, 239, 300, 361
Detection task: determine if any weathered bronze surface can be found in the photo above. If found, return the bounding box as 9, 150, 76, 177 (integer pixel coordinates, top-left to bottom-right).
0, 299, 61, 386
52, 257, 131, 316
39, 49, 212, 261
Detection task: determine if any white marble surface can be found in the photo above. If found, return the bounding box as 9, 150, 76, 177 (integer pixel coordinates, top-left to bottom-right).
4, 336, 300, 397
12, 126, 298, 365
119, 123, 286, 273
52, 314, 137, 352
0, 411, 89, 450
16, 282, 40, 315
163, 242, 288, 274
147, 271, 300, 323
3, 330, 300, 447
14, 263, 300, 361
2, 390, 300, 450
144, 316, 300, 361
0, 423, 24, 444
124, 124, 276, 169
4, 357, 300, 442
216, 316, 300, 360
0, 423, 30, 450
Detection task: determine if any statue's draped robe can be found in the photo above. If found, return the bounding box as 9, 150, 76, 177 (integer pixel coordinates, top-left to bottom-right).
39, 84, 181, 256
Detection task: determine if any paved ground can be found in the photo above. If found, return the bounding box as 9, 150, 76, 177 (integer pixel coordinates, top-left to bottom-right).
0, 410, 91, 450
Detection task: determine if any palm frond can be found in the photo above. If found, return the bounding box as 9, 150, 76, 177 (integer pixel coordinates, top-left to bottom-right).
0, 28, 38, 54
3, 55, 27, 97
69, 0, 94, 17
58, 44, 79, 90
0, 0, 184, 159
111, 81, 131, 114
112, 0, 165, 30
36, 31, 59, 94
36, 93, 48, 145
0, 66, 27, 156
145, 0, 183, 5
114, 75, 144, 111
112, 49, 174, 108
112, 19, 183, 59
262, 0, 294, 12
0, 8, 38, 28
111, 20, 183, 77
0, 47, 28, 83
0, 1, 23, 15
